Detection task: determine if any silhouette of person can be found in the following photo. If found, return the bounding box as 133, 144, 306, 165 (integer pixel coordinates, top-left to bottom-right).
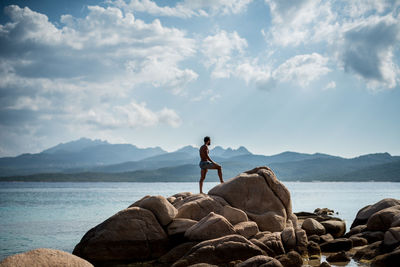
199, 136, 224, 194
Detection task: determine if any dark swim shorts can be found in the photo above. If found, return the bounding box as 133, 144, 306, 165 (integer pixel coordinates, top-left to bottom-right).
199, 161, 215, 169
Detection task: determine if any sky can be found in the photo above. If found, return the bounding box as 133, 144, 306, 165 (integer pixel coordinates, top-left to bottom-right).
0, 0, 399, 158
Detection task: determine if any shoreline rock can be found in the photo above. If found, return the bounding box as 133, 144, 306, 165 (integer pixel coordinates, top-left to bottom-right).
3, 166, 398, 267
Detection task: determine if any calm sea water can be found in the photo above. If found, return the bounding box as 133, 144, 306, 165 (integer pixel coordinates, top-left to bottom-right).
0, 181, 399, 265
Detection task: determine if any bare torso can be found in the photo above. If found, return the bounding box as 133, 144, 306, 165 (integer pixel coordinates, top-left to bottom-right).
199, 145, 209, 161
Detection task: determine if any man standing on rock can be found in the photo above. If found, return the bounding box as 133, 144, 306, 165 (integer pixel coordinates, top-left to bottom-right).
199, 136, 224, 194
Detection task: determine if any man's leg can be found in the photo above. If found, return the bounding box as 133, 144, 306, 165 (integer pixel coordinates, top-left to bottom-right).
210, 163, 224, 183
199, 169, 207, 194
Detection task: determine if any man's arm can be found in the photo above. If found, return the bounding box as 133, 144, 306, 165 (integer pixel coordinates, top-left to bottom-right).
206, 150, 218, 165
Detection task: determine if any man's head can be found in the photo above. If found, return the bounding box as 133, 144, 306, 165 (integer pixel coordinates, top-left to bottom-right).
204, 136, 211, 146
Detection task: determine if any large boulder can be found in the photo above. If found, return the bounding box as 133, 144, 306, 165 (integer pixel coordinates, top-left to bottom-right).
157, 242, 198, 266
234, 221, 259, 239
73, 207, 168, 263
281, 226, 296, 251
353, 241, 383, 261
0, 248, 93, 267
167, 218, 197, 236
175, 195, 224, 221
209, 167, 293, 232
320, 220, 346, 238
172, 235, 265, 267
275, 251, 303, 267
221, 205, 248, 225
320, 238, 353, 252
254, 231, 285, 256
367, 205, 400, 231
383, 227, 400, 248
326, 251, 350, 263
351, 198, 400, 229
130, 195, 178, 226
302, 218, 326, 236
185, 212, 235, 241
371, 248, 400, 267
236, 255, 283, 267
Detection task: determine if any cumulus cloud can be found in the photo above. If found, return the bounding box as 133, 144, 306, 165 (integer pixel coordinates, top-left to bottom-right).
340, 15, 400, 90
201, 30, 247, 78
112, 0, 252, 18
83, 101, 182, 129
0, 5, 192, 155
263, 0, 400, 91
235, 53, 331, 90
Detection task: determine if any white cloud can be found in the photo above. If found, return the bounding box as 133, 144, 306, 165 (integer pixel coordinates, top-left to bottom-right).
201, 30, 248, 78
83, 101, 182, 129
234, 53, 331, 90
274, 53, 331, 87
338, 14, 400, 90
0, 4, 190, 156
324, 81, 336, 90
112, 0, 252, 18
263, 0, 400, 91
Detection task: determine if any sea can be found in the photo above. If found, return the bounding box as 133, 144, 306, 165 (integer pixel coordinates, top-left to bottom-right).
1, 181, 400, 266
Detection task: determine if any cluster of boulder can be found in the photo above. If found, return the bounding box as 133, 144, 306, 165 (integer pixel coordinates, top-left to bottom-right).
1, 166, 399, 267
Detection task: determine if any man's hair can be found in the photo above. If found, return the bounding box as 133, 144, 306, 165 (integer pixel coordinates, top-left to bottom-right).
204, 136, 210, 143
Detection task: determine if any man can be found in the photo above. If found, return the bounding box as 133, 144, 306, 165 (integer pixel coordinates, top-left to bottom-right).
199, 136, 224, 194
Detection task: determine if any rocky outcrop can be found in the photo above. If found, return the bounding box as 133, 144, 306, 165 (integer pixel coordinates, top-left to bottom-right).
0, 248, 93, 267
73, 207, 168, 263
184, 212, 236, 240
350, 198, 400, 228
67, 166, 400, 267
172, 235, 265, 267
302, 218, 326, 236
130, 195, 177, 226
209, 167, 293, 232
346, 198, 400, 266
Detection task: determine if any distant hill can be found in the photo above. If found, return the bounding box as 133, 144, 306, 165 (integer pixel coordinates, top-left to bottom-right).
0, 138, 399, 182
0, 138, 166, 176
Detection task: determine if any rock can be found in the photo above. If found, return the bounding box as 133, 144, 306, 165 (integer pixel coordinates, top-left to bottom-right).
344, 224, 367, 238
351, 198, 400, 229
209, 166, 293, 232
167, 196, 176, 203
172, 235, 265, 267
319, 262, 331, 267
185, 212, 235, 240
353, 241, 382, 261
175, 195, 224, 221
236, 255, 283, 267
320, 220, 346, 238
349, 236, 368, 247
0, 248, 93, 267
320, 238, 353, 252
255, 231, 285, 256
319, 233, 334, 243
188, 264, 218, 267
158, 242, 198, 265
167, 218, 197, 236
371, 248, 400, 267
314, 208, 334, 216
367, 205, 400, 231
275, 251, 303, 267
221, 205, 248, 225
307, 241, 321, 257
302, 218, 326, 236
308, 234, 320, 243
73, 207, 168, 263
130, 195, 178, 226
234, 221, 259, 239
359, 231, 385, 243
383, 227, 400, 248
295, 229, 308, 256
326, 251, 350, 263
249, 238, 276, 257
281, 226, 296, 251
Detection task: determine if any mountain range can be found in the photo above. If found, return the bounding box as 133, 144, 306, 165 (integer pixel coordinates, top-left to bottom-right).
0, 137, 399, 182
